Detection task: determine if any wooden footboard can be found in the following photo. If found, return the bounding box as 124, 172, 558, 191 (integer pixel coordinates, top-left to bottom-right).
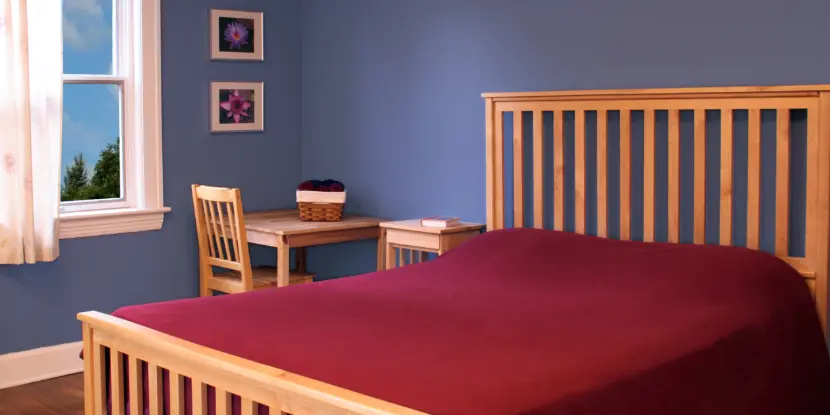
78, 311, 427, 415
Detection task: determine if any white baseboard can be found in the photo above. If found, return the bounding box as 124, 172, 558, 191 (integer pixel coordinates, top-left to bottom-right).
0, 341, 84, 390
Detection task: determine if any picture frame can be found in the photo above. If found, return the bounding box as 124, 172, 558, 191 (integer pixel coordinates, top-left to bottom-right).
210, 9, 263, 61
210, 81, 264, 133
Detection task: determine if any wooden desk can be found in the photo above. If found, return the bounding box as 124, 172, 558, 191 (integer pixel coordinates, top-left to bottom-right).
239, 210, 384, 287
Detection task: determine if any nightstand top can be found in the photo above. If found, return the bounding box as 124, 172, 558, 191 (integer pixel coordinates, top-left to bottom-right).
379, 219, 485, 234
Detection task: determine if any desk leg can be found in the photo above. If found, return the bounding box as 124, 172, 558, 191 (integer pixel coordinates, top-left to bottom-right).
277, 236, 290, 288
385, 243, 396, 270
377, 229, 386, 271
296, 247, 307, 273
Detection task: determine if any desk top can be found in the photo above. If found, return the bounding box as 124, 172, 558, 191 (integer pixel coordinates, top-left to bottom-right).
379, 219, 485, 234
243, 209, 382, 235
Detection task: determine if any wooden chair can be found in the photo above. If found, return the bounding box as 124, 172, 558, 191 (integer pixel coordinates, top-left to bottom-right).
191, 184, 314, 296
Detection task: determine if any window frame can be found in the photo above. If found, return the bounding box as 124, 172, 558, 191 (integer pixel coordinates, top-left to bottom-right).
59, 0, 169, 239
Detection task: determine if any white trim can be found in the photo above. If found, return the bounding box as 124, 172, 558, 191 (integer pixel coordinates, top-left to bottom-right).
0, 342, 84, 390
60, 207, 171, 239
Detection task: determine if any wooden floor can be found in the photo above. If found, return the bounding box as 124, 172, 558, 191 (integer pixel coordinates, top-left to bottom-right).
0, 373, 84, 415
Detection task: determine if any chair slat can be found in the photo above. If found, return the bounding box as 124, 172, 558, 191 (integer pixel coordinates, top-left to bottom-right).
201, 200, 216, 257
209, 202, 226, 260
775, 109, 790, 256
217, 202, 233, 261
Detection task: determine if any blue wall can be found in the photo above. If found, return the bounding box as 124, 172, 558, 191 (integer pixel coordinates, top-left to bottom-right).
300, 0, 830, 278
4, 0, 830, 355
0, 0, 302, 355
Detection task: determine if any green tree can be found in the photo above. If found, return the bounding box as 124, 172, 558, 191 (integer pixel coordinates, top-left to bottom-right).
88, 140, 120, 200
61, 154, 90, 201
60, 139, 121, 201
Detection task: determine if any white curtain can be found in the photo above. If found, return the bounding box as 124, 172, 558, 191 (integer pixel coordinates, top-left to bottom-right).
0, 0, 63, 264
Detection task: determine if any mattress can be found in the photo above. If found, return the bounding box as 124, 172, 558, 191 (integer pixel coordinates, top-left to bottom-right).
110, 228, 830, 415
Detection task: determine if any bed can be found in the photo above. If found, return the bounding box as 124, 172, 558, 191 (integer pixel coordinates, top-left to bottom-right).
79, 84, 830, 415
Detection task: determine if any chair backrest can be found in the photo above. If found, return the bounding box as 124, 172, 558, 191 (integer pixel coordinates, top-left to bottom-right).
191, 184, 254, 289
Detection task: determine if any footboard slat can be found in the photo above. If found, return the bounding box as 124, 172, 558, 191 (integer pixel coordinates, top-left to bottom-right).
79, 311, 429, 415
128, 356, 142, 415
242, 398, 257, 415
193, 381, 207, 415
171, 371, 185, 415
111, 350, 125, 415
217, 388, 231, 415
148, 363, 163, 415
92, 341, 107, 415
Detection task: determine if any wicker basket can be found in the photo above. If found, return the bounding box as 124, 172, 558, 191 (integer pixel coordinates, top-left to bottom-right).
296, 190, 346, 221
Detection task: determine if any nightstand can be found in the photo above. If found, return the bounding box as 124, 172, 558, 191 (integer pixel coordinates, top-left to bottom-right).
379, 220, 485, 269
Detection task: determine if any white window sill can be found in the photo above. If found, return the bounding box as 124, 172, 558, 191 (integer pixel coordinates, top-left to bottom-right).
59, 207, 172, 239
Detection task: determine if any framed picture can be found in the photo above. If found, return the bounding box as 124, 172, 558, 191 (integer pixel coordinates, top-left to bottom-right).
210, 9, 263, 61
210, 81, 264, 132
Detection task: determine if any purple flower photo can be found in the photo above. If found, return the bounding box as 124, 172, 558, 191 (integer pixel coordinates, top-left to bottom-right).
218, 17, 255, 54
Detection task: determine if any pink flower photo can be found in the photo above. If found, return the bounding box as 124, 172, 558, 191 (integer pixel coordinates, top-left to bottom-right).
218, 89, 255, 124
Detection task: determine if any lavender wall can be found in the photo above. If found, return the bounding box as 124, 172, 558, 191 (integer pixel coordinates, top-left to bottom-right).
300, 0, 830, 279
0, 0, 302, 355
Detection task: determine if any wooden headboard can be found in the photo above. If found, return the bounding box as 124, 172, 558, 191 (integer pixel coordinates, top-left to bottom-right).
482, 85, 830, 338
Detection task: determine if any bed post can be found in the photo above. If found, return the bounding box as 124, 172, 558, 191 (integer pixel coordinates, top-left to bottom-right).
816, 92, 830, 343
485, 97, 495, 231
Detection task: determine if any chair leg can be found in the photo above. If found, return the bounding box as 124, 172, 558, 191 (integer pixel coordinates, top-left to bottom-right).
199, 267, 211, 297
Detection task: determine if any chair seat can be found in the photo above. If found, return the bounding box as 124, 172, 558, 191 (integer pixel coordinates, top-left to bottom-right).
207, 266, 314, 294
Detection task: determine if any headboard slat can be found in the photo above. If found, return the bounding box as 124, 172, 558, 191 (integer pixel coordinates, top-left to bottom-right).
644, 110, 656, 242
775, 110, 791, 256
747, 109, 762, 250
597, 110, 608, 238
619, 110, 632, 240
513, 111, 525, 228
693, 109, 707, 244
575, 111, 587, 234
668, 109, 681, 243
553, 111, 565, 231
720, 109, 734, 246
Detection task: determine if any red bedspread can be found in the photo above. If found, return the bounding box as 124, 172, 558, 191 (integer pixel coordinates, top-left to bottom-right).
112, 228, 830, 415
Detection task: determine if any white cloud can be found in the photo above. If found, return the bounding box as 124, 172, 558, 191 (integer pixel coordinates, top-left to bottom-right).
62, 0, 108, 51
64, 0, 104, 18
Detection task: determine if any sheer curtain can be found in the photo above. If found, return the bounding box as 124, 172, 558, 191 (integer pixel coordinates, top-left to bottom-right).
0, 0, 63, 264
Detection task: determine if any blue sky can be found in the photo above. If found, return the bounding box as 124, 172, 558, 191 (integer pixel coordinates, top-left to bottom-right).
62, 0, 120, 179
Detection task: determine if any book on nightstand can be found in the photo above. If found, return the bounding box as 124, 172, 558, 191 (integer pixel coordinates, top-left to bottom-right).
420, 216, 461, 228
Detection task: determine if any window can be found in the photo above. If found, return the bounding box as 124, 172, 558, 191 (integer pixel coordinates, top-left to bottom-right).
59, 0, 168, 239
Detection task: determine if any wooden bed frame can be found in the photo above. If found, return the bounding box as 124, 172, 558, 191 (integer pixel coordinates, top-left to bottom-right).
78, 84, 830, 415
